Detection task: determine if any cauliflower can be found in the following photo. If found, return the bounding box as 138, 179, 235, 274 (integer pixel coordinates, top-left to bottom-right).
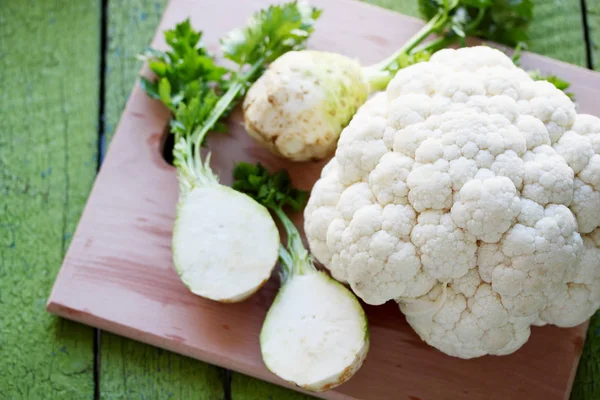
304, 46, 600, 359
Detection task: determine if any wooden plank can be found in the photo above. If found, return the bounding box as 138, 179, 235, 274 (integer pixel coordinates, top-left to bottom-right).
0, 0, 100, 398
527, 0, 587, 67
232, 374, 314, 400
100, 0, 225, 399
104, 0, 168, 145
571, 314, 600, 400
46, 1, 600, 400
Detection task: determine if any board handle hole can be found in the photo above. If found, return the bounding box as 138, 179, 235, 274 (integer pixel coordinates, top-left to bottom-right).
161, 125, 175, 166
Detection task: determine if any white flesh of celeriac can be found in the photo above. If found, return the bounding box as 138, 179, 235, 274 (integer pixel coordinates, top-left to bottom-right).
260, 270, 369, 391
173, 186, 279, 302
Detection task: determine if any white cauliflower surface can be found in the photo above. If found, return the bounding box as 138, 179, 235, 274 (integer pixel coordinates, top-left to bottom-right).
304, 46, 600, 359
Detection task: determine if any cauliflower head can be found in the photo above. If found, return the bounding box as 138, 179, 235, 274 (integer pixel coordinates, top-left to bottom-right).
243, 50, 369, 162
304, 46, 600, 359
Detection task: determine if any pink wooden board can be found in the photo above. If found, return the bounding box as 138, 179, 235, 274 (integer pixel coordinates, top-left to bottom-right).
47, 0, 600, 399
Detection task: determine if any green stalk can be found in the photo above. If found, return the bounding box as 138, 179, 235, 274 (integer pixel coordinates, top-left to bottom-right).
370, 12, 447, 73
410, 35, 456, 55
192, 58, 265, 153
466, 6, 486, 33
181, 58, 266, 188
273, 207, 315, 281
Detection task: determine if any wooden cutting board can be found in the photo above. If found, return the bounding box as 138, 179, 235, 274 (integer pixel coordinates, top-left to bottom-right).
47, 0, 600, 399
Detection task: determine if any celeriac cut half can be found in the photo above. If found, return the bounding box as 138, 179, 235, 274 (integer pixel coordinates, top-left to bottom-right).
261, 266, 369, 391
232, 163, 369, 391
173, 186, 278, 302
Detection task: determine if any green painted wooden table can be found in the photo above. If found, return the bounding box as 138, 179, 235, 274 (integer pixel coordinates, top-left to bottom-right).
1, 0, 599, 398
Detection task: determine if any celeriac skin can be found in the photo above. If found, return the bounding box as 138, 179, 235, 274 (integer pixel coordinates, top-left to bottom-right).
243, 50, 369, 161
304, 46, 600, 359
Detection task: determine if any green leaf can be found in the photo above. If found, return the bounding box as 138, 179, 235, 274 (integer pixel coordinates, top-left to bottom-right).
170, 88, 220, 143
139, 77, 160, 99
528, 69, 575, 100
221, 1, 322, 66
460, 0, 492, 7
138, 13, 234, 143
158, 78, 173, 110
232, 162, 308, 212
165, 18, 203, 56
478, 0, 533, 46
417, 0, 534, 49
148, 60, 167, 77
418, 0, 444, 21
211, 121, 228, 134
511, 41, 527, 65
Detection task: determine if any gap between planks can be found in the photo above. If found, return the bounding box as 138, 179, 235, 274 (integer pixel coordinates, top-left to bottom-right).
95, 0, 109, 398
580, 0, 594, 69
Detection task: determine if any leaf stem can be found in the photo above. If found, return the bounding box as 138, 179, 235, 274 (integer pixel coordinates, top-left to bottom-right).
278, 244, 294, 282
411, 35, 456, 55
273, 207, 315, 281
192, 58, 265, 154
466, 6, 486, 33
362, 11, 449, 91
179, 58, 266, 191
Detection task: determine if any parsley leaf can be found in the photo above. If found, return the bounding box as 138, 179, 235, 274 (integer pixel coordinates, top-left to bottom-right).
222, 2, 321, 67
512, 43, 575, 100
476, 0, 533, 46
416, 0, 533, 49
529, 69, 575, 100
138, 18, 228, 112
232, 162, 307, 212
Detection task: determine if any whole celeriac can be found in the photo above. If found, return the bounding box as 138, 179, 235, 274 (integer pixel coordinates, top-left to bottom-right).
304, 46, 600, 359
243, 50, 371, 161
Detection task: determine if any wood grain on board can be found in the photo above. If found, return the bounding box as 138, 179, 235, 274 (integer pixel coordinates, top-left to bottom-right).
47, 0, 600, 399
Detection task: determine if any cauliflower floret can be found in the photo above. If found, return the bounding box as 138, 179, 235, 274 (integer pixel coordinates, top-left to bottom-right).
522, 145, 574, 205
553, 114, 600, 233
410, 211, 477, 281
368, 152, 414, 205
304, 46, 600, 359
451, 175, 521, 243
538, 231, 600, 326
